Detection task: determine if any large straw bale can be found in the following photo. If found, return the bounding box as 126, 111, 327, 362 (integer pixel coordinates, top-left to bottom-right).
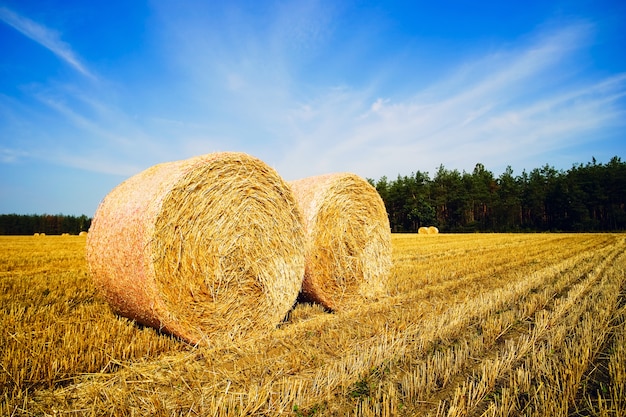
418, 226, 429, 234
289, 173, 392, 310
428, 226, 439, 234
87, 152, 305, 345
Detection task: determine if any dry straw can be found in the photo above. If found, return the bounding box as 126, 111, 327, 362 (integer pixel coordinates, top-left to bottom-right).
78, 231, 88, 236
87, 152, 305, 345
418, 227, 429, 235
428, 226, 439, 234
289, 173, 392, 311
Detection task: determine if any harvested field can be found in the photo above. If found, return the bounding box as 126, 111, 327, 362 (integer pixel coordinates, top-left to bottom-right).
1, 233, 625, 416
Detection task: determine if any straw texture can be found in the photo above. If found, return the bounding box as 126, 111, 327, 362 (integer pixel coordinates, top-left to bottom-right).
289, 173, 392, 310
87, 152, 305, 345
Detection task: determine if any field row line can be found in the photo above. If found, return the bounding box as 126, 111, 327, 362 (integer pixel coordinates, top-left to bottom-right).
433, 240, 626, 417
378, 237, 616, 416
334, 235, 623, 416
390, 234, 611, 309
257, 236, 622, 414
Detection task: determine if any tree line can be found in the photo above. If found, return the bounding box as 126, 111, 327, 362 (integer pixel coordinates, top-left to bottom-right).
369, 156, 626, 232
1, 156, 624, 235
0, 214, 91, 235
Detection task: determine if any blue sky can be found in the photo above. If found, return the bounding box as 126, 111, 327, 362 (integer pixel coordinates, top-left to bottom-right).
1, 0, 625, 216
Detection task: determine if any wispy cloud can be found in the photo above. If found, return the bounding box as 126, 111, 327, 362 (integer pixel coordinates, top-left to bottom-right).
2, 3, 623, 183
29, 87, 180, 175
0, 6, 95, 79
274, 23, 626, 178
0, 147, 30, 163
120, 10, 624, 179
2, 1, 624, 217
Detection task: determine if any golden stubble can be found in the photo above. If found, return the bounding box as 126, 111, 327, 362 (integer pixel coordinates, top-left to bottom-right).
1, 233, 625, 416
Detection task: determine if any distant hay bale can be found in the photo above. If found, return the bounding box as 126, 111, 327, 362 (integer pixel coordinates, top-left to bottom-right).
418, 227, 429, 234
87, 152, 305, 345
289, 173, 392, 311
61, 233, 70, 236
78, 231, 88, 236
428, 226, 439, 234
33, 233, 39, 237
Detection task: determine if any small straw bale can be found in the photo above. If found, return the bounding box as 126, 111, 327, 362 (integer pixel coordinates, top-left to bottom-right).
79, 231, 88, 236
289, 173, 392, 311
418, 226, 429, 235
428, 226, 439, 234
87, 152, 305, 345
33, 233, 39, 237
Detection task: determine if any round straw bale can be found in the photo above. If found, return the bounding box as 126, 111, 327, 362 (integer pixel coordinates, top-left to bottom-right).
87, 152, 305, 345
289, 173, 392, 310
79, 231, 88, 236
418, 226, 429, 234
33, 233, 39, 237
428, 226, 439, 234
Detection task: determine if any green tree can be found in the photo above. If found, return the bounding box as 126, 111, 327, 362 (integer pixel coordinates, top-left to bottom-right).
495, 166, 522, 231
432, 165, 466, 231
469, 163, 497, 231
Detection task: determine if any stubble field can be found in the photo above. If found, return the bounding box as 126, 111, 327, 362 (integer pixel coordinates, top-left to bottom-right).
1, 233, 625, 416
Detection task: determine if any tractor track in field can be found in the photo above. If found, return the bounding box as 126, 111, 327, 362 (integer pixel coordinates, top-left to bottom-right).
247, 235, 624, 416
412, 238, 626, 417
568, 257, 626, 417
389, 236, 625, 416
288, 237, 622, 416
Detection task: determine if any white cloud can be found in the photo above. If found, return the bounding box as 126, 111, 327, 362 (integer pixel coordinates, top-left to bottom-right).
272, 23, 625, 179
34, 93, 132, 147
49, 151, 142, 177
0, 6, 96, 79
0, 147, 30, 163
4, 4, 623, 184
